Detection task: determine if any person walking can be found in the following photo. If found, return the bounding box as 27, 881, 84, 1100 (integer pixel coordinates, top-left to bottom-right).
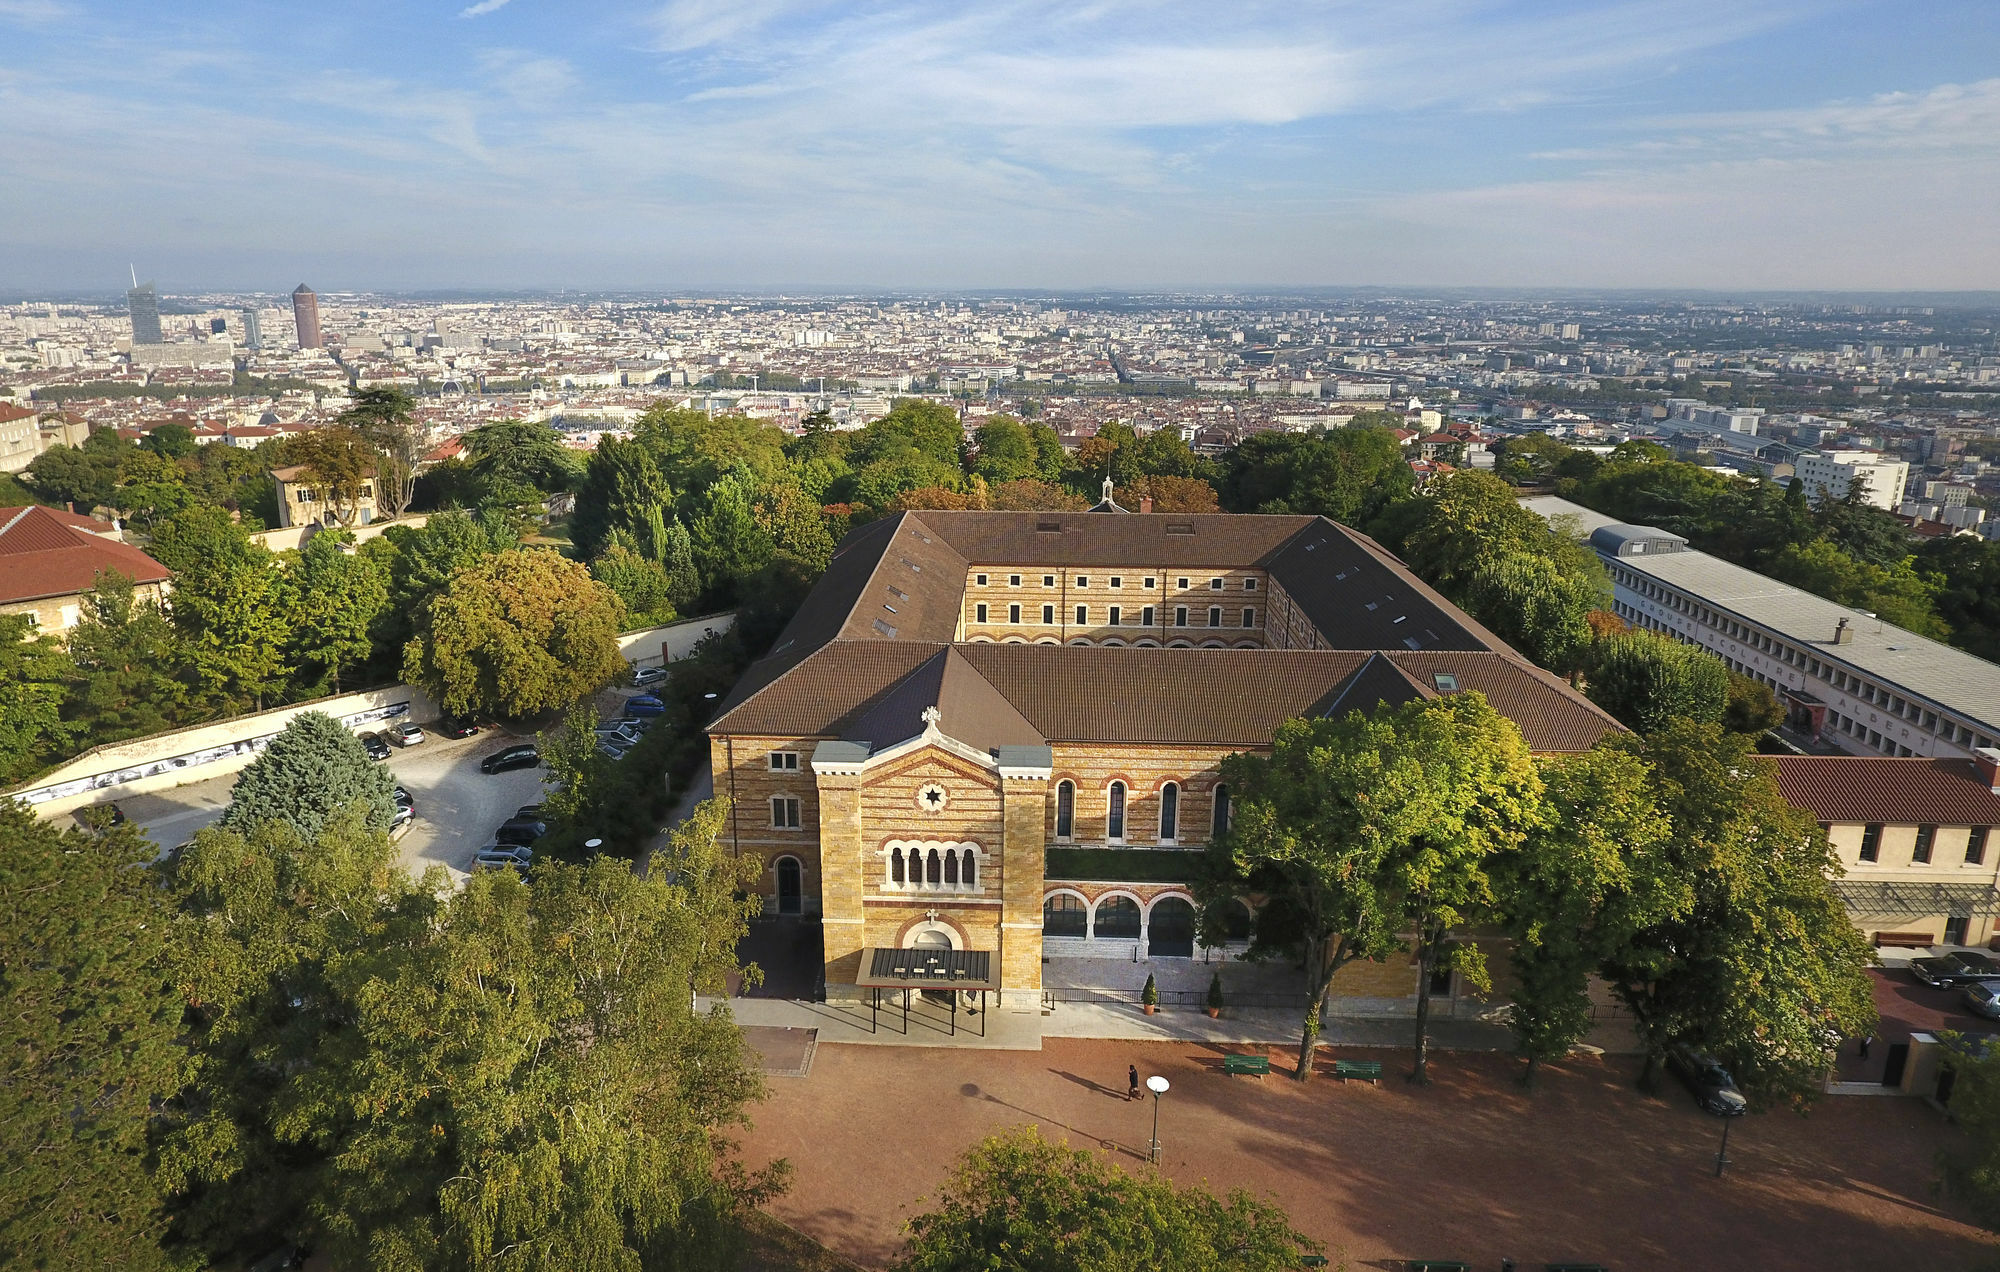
1127, 1064, 1141, 1101
1859, 1034, 1873, 1060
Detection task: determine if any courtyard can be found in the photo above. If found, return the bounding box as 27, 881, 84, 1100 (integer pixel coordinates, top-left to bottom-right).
735, 1036, 1998, 1272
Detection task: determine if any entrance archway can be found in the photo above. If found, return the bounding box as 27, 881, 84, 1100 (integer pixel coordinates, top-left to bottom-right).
1148, 896, 1195, 958
775, 856, 802, 916
911, 928, 955, 1004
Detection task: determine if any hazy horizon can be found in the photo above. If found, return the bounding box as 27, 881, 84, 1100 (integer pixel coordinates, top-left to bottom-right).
4, 1, 1997, 294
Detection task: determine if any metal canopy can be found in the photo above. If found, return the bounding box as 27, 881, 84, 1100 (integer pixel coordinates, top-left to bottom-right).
1833, 880, 1999, 918
859, 946, 1000, 992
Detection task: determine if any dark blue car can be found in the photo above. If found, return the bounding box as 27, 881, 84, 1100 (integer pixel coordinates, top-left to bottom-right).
623, 694, 667, 717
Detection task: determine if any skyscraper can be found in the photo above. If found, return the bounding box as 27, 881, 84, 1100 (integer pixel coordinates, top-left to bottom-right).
292, 284, 321, 350
127, 281, 162, 345
241, 308, 262, 350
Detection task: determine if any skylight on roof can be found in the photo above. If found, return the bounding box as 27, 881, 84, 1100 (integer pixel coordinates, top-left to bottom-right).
1432, 673, 1459, 692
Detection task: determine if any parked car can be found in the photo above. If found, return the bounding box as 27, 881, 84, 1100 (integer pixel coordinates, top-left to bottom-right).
1912, 951, 2000, 988
515, 803, 544, 819
472, 847, 530, 873
358, 731, 391, 761
632, 665, 670, 689
494, 818, 547, 845
1666, 1043, 1748, 1117
1963, 980, 2000, 1020
617, 716, 657, 734
388, 721, 424, 747
597, 739, 635, 760
622, 694, 667, 717
480, 744, 541, 774
594, 723, 642, 745
390, 803, 415, 834
438, 715, 482, 739
393, 784, 415, 811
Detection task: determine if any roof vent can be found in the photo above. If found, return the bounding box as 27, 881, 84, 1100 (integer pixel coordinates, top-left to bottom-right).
1834, 616, 1853, 645
872, 619, 898, 638
1166, 523, 1195, 535
1036, 520, 1062, 532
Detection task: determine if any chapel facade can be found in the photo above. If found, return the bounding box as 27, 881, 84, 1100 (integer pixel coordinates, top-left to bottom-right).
705, 504, 1622, 1006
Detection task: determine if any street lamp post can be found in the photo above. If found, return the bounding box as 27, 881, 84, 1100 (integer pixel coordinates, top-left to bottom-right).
1146, 1075, 1169, 1164
1714, 1117, 1733, 1177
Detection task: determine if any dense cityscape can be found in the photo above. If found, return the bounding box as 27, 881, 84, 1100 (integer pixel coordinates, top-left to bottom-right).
8, 2, 2000, 1271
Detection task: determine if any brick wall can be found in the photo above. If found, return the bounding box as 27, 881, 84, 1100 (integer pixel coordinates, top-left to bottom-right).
960, 564, 1267, 646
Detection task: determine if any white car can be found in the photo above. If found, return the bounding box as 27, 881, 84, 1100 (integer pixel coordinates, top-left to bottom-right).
388, 721, 424, 747
632, 666, 670, 689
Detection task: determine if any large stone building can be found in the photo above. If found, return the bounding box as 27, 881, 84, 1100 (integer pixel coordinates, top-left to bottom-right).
705, 507, 1623, 1006
0, 505, 171, 634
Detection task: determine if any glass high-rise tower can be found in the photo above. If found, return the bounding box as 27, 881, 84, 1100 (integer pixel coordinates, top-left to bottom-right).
127, 281, 162, 345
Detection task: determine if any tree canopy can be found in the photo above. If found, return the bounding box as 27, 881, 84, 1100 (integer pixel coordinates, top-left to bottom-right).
220, 709, 397, 840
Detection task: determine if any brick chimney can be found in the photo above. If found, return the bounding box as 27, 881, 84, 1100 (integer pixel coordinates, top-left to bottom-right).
1139, 495, 1154, 514
1976, 747, 2000, 794
1834, 616, 1853, 645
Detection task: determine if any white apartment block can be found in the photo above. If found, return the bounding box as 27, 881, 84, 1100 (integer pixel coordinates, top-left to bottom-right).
1523, 496, 2000, 762
1795, 451, 1909, 511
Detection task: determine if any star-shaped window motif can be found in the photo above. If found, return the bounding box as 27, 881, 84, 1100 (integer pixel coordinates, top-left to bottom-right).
917, 782, 949, 813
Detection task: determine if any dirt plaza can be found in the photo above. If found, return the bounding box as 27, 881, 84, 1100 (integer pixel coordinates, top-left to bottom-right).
735, 1035, 1998, 1272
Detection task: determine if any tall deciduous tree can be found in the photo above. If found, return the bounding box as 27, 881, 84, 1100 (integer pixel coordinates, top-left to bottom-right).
277, 812, 776, 1271
340, 386, 421, 517
220, 710, 397, 840
149, 505, 293, 710
1936, 1034, 2000, 1228
896, 1126, 1317, 1272
590, 544, 676, 627
463, 418, 580, 494
1496, 746, 1680, 1086
285, 426, 380, 527
402, 548, 628, 719
0, 804, 184, 1272
1600, 722, 1877, 1106
0, 613, 76, 783
63, 569, 187, 743
1583, 630, 1729, 734
287, 529, 391, 693
1204, 693, 1544, 1081
571, 433, 676, 560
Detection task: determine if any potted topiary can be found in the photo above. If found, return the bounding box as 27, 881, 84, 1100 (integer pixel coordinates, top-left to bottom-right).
1205, 972, 1224, 1019
1141, 973, 1159, 1015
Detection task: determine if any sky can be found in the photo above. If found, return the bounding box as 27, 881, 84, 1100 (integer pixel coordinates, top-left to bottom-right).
2, 0, 1997, 294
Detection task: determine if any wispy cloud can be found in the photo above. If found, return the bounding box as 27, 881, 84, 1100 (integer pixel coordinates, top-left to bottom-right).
459, 0, 512, 18
0, 0, 70, 24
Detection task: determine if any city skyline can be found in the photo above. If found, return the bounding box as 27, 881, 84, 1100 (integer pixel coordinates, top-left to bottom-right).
1, 2, 1997, 292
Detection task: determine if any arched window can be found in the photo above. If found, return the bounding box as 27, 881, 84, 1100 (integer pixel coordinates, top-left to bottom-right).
1222, 898, 1252, 943
890, 847, 905, 886
1159, 782, 1179, 843
943, 849, 959, 885
1107, 782, 1127, 843
1055, 780, 1075, 840
1094, 895, 1141, 939
962, 853, 976, 889
1212, 784, 1231, 838
1044, 893, 1087, 937
926, 848, 941, 885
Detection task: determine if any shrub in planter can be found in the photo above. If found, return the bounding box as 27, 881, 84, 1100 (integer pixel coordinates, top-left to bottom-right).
1206, 972, 1224, 1018
1141, 973, 1159, 1015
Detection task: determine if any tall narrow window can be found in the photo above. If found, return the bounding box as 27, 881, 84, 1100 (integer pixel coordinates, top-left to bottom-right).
1056, 780, 1075, 840
962, 853, 976, 888
891, 847, 905, 885
1208, 606, 1222, 627
1008, 603, 1021, 623
1076, 604, 1088, 625
1108, 605, 1122, 626
1211, 784, 1231, 838
1242, 607, 1256, 627
975, 603, 988, 623
943, 850, 959, 885
926, 848, 941, 885
1969, 826, 1991, 866
771, 796, 801, 829
1107, 782, 1127, 843
1859, 823, 1882, 863
1159, 782, 1179, 843
1175, 606, 1188, 627
1914, 825, 1937, 865
1142, 605, 1155, 626
1042, 604, 1055, 624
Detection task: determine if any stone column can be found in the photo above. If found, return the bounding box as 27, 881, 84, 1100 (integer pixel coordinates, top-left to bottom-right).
997, 746, 1054, 1007
811, 742, 870, 998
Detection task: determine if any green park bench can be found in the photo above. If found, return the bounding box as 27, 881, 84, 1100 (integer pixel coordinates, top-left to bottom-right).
1332, 1059, 1383, 1083
1223, 1053, 1271, 1078
1405, 1261, 1470, 1271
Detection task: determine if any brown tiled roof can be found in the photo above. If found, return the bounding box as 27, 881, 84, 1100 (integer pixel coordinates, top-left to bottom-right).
917, 510, 1313, 567
1261, 521, 1500, 652
710, 641, 942, 737
1773, 755, 2000, 826
847, 647, 1045, 751
0, 506, 171, 605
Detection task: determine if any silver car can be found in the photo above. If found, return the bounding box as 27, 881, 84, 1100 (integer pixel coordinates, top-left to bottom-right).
1964, 980, 2000, 1020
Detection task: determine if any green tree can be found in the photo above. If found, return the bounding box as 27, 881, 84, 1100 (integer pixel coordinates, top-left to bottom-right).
285, 426, 381, 527
896, 1126, 1317, 1272
463, 418, 580, 494
279, 813, 778, 1271
687, 471, 776, 598
660, 516, 702, 611
632, 405, 790, 493
1919, 534, 2000, 662
141, 421, 197, 458
1583, 630, 1729, 734
988, 478, 1088, 511
1600, 723, 1877, 1106
363, 508, 513, 652
339, 386, 421, 517
570, 433, 676, 560
590, 543, 676, 626
110, 448, 196, 528
158, 810, 432, 1263
149, 505, 293, 709
1218, 427, 1412, 524
849, 452, 965, 510
753, 480, 837, 571
63, 570, 187, 744
0, 803, 183, 1272
969, 415, 1037, 484
1723, 672, 1785, 735
1936, 1034, 2000, 1228
1767, 540, 1949, 638
27, 434, 126, 512
403, 548, 628, 719
0, 613, 76, 782
851, 399, 963, 470
1496, 746, 1679, 1086
221, 710, 397, 840
1204, 693, 1543, 1082
287, 529, 391, 693
1457, 548, 1606, 676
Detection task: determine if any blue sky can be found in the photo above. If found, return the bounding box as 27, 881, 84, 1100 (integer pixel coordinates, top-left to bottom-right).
2, 0, 1996, 292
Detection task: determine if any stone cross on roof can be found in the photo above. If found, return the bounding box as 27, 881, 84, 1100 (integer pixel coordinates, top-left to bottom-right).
921, 705, 941, 729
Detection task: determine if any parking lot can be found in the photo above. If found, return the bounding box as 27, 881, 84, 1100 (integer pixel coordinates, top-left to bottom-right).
1837, 962, 2000, 1082
90, 723, 550, 881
